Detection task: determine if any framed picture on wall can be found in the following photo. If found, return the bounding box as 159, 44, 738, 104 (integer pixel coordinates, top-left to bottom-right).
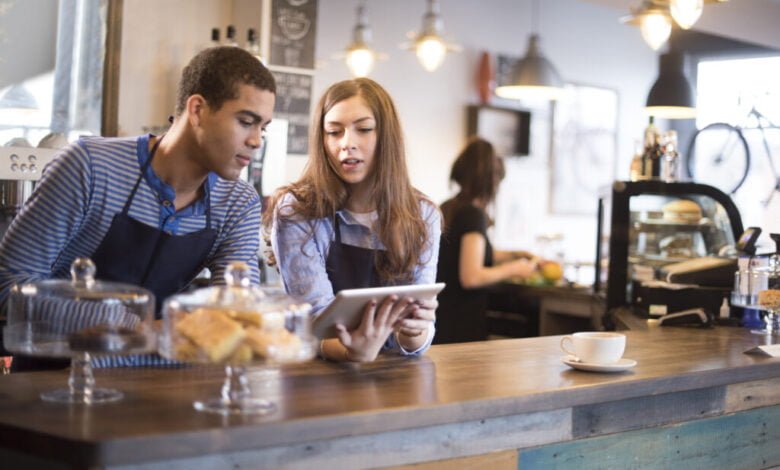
549, 83, 619, 215
466, 105, 531, 157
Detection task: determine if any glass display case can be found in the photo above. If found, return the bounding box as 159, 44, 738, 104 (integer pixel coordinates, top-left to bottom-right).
595, 181, 743, 313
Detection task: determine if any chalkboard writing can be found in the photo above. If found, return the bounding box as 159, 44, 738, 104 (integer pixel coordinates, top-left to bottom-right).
270, 69, 312, 155
270, 0, 317, 69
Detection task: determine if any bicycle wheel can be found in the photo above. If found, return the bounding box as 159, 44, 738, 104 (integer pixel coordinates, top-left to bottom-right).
686, 123, 750, 194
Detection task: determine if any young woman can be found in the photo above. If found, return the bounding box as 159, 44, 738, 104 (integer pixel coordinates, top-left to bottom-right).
264, 78, 440, 362
434, 137, 539, 344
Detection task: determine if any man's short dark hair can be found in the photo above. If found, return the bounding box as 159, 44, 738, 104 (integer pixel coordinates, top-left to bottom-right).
175, 46, 276, 116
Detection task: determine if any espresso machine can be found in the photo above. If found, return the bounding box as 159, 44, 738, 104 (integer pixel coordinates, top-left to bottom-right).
0, 146, 60, 237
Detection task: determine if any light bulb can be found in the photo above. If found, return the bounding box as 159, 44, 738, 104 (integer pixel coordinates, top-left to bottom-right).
415, 36, 447, 72
670, 0, 703, 29
346, 47, 375, 77
640, 12, 672, 50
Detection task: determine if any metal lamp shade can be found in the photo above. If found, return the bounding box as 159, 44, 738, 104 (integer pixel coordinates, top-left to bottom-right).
495, 35, 563, 101
645, 52, 696, 119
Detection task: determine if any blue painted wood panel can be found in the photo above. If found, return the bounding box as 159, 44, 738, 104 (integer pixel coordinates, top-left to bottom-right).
519, 405, 780, 469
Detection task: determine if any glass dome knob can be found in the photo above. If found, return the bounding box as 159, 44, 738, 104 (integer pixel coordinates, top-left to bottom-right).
70, 257, 96, 287
224, 262, 251, 288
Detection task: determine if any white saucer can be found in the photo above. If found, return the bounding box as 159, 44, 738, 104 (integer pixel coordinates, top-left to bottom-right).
561, 356, 637, 373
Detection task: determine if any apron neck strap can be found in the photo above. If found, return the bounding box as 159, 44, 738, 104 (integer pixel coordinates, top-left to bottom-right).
122, 136, 164, 215
333, 214, 342, 242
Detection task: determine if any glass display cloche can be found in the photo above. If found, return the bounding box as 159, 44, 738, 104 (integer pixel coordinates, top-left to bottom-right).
3, 257, 155, 403
158, 261, 315, 415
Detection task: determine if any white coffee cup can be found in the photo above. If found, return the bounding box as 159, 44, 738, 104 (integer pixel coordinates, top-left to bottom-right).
560, 332, 626, 364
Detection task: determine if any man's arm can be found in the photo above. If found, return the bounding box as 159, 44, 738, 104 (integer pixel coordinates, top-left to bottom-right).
0, 142, 91, 310
207, 194, 263, 286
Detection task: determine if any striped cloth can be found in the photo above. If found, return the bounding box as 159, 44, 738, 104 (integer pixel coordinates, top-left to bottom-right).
0, 134, 262, 367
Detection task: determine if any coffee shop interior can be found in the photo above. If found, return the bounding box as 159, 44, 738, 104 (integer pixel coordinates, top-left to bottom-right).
2, 0, 780, 468
5, 0, 776, 332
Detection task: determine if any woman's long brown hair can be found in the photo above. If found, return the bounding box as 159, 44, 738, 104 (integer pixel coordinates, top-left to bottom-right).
263, 78, 432, 283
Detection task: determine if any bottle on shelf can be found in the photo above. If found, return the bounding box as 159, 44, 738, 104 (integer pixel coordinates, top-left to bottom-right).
640, 116, 662, 179
661, 130, 679, 183
224, 25, 239, 47
207, 27, 220, 49
245, 28, 264, 63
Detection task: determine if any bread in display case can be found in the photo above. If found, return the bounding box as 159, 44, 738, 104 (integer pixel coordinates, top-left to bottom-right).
595, 181, 743, 314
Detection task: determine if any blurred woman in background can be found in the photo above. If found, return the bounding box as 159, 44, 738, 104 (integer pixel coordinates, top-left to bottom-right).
435, 137, 538, 344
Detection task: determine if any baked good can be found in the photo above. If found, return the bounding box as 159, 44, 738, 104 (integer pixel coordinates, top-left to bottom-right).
175, 308, 246, 362
227, 309, 285, 330
227, 343, 254, 364
68, 324, 147, 353
662, 199, 702, 223
759, 289, 780, 309
244, 327, 302, 361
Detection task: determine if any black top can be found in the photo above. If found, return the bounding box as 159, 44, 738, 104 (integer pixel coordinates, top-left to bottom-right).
434, 200, 493, 344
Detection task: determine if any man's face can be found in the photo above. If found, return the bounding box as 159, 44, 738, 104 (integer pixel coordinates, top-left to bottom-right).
195, 83, 275, 181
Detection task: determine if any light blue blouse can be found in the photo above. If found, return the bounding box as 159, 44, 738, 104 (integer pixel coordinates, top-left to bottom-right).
270, 192, 441, 355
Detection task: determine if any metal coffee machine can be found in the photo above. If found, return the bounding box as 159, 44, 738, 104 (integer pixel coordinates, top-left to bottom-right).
0, 146, 60, 236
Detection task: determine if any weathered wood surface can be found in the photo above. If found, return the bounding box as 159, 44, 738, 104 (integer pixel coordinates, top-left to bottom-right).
0, 327, 778, 468
520, 405, 780, 470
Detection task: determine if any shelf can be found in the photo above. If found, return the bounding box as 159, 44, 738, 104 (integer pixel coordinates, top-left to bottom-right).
633, 218, 713, 232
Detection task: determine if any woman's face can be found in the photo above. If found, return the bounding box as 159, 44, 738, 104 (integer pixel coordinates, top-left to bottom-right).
323, 95, 377, 193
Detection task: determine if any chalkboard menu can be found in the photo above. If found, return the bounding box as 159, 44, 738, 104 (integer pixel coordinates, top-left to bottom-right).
270, 70, 313, 155
270, 0, 317, 69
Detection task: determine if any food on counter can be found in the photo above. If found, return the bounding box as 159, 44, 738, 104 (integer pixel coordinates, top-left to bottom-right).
171, 307, 301, 363
540, 261, 563, 282
226, 309, 285, 330
68, 324, 147, 353
175, 308, 247, 362
759, 289, 780, 309
662, 199, 702, 223
245, 327, 303, 361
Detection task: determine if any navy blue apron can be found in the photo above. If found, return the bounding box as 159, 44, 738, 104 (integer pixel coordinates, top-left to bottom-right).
325, 214, 382, 293
91, 136, 218, 312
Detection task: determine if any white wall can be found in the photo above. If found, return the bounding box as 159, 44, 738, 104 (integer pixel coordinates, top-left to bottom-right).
312, 0, 656, 265
117, 0, 659, 267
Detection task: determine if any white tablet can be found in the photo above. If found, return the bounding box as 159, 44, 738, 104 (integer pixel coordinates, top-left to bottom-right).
311, 283, 445, 339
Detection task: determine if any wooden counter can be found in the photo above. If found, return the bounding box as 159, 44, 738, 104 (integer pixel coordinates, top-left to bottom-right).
2, 327, 780, 469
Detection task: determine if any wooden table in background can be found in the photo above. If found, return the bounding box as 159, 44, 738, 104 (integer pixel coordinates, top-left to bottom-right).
1, 326, 780, 469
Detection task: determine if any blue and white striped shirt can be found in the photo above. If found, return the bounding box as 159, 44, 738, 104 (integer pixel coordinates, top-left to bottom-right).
0, 134, 262, 367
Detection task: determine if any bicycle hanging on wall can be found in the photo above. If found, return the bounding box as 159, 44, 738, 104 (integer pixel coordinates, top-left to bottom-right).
686, 106, 780, 205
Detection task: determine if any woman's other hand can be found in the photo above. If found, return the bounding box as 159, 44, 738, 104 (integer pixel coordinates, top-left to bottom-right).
334, 295, 413, 362
395, 297, 436, 350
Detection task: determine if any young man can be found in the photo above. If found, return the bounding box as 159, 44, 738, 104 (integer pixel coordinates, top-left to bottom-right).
0, 46, 276, 368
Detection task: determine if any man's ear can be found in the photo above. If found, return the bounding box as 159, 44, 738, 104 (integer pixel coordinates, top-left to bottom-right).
185, 94, 208, 127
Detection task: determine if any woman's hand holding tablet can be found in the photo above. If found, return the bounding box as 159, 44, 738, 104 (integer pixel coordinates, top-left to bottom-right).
311, 283, 445, 339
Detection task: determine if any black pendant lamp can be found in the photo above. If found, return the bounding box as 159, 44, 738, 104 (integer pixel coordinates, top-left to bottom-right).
645, 51, 696, 119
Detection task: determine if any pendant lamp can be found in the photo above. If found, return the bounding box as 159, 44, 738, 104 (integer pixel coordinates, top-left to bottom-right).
622, 0, 728, 50
404, 0, 460, 72
621, 1, 672, 51
670, 0, 704, 29
645, 51, 696, 119
494, 0, 563, 101
345, 1, 376, 77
